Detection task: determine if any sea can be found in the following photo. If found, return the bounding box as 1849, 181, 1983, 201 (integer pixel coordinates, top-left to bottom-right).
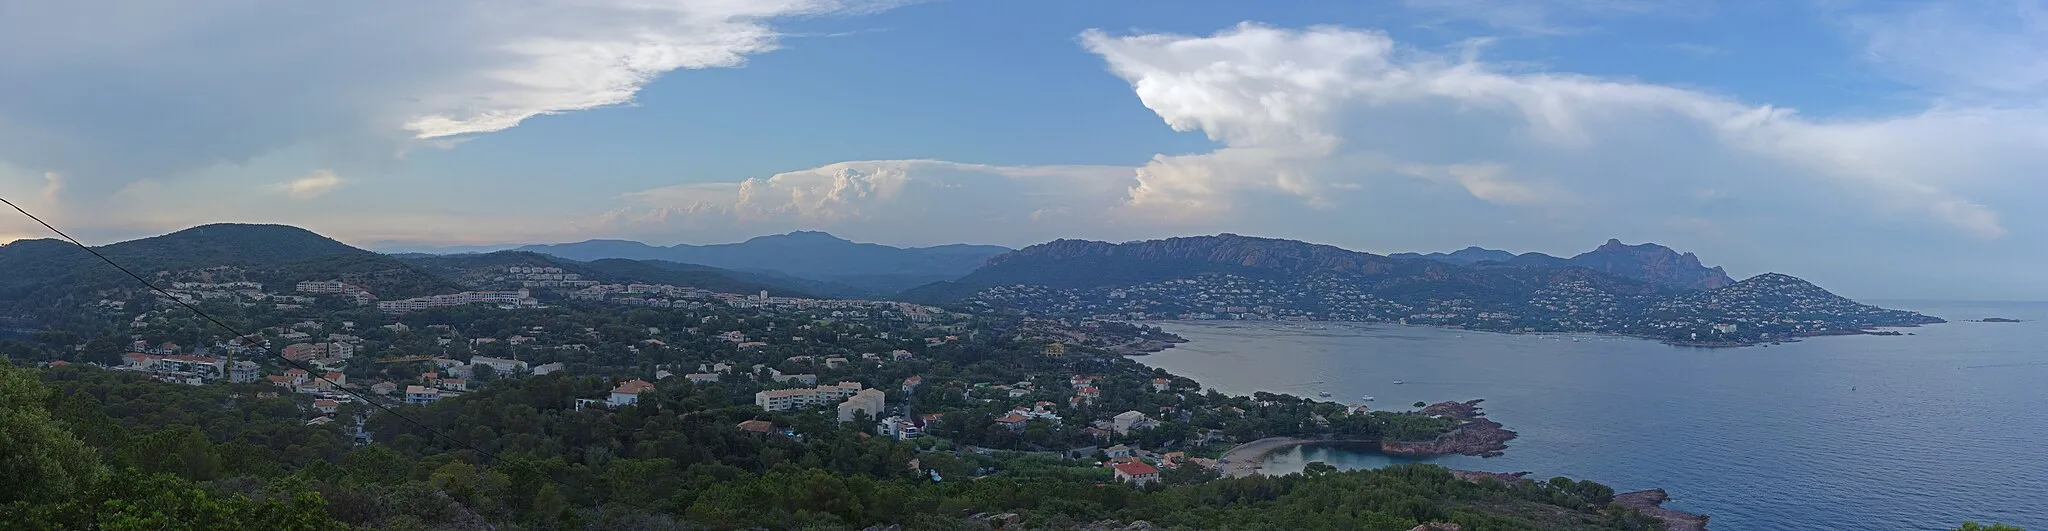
1136, 301, 2048, 531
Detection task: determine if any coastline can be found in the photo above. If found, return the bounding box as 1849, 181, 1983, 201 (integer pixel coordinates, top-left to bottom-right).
1218, 437, 1319, 478
1148, 318, 1934, 349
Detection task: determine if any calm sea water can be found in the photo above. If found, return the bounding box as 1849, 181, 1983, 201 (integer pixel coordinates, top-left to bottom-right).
1138, 301, 2048, 531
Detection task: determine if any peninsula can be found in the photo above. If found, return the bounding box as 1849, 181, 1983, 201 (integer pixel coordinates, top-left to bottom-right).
909, 234, 1943, 347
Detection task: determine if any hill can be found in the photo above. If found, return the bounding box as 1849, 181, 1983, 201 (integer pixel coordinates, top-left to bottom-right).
0, 224, 453, 320
1395, 240, 1734, 290
515, 231, 1009, 292
912, 234, 1938, 346
394, 252, 826, 299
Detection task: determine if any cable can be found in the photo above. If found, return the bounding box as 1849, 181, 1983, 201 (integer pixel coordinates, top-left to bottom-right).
0, 196, 556, 482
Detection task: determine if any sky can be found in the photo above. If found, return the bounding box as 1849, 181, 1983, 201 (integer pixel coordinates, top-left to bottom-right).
0, 0, 2044, 300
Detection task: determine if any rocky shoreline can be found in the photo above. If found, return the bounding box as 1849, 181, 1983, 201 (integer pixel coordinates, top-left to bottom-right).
1613, 489, 1710, 531
1380, 400, 1517, 458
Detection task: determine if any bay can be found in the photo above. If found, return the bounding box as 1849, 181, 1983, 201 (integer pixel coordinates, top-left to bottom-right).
1136, 301, 2048, 531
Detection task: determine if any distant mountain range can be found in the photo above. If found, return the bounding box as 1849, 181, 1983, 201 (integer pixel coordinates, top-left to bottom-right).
512, 232, 1010, 295
1392, 239, 1734, 290
0, 224, 844, 328
906, 234, 1937, 346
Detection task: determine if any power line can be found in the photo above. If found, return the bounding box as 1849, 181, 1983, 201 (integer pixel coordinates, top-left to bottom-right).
0, 196, 554, 482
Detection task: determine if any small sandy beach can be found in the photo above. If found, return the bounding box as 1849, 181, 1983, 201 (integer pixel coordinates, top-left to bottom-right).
1218, 437, 1315, 477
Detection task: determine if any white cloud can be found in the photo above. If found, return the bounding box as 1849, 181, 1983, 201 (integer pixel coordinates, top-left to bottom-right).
0, 0, 895, 195
276, 170, 343, 200
1079, 22, 2037, 238
607, 160, 1137, 243
1848, 0, 2048, 99
1400, 0, 1678, 35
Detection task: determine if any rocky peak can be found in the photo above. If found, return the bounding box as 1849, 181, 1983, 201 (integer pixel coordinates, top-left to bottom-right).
1569, 239, 1734, 291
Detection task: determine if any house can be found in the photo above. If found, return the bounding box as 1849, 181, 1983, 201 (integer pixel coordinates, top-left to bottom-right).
901, 375, 923, 393
531, 362, 565, 376
1112, 462, 1161, 486
1069, 375, 1097, 389
994, 412, 1029, 431
312, 399, 340, 414
1075, 386, 1101, 405
736, 419, 776, 435
609, 379, 656, 407
1151, 378, 1171, 392
404, 385, 440, 405
285, 368, 310, 384
1104, 444, 1134, 459
685, 373, 720, 384
890, 349, 912, 360
836, 388, 886, 423
323, 371, 346, 387
437, 378, 469, 392
824, 357, 848, 369
1113, 411, 1153, 435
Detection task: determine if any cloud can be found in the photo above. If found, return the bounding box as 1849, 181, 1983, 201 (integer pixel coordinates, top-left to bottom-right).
1079, 22, 2035, 239
1400, 0, 1677, 35
0, 0, 895, 196
276, 170, 343, 200
607, 160, 1137, 243
1847, 0, 2048, 99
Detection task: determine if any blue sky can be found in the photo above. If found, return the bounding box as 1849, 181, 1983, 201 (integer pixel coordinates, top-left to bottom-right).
1, 0, 2045, 300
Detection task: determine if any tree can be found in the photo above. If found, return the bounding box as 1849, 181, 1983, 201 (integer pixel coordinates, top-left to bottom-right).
1956, 523, 2024, 531
0, 359, 102, 504
1412, 401, 1427, 408
472, 363, 498, 383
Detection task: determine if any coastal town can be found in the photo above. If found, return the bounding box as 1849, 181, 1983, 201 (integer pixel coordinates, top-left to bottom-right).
964, 270, 1941, 346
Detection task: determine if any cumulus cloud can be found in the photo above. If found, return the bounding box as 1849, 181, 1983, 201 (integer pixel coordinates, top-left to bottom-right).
607, 160, 1137, 243
0, 0, 893, 195
276, 170, 343, 200
1079, 22, 2036, 238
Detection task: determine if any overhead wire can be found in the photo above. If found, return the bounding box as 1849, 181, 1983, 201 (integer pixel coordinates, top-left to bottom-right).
0, 195, 559, 483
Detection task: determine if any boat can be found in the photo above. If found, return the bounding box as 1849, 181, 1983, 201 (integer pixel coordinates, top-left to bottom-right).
1392, 380, 1405, 385
1318, 391, 1331, 397
1361, 395, 1375, 401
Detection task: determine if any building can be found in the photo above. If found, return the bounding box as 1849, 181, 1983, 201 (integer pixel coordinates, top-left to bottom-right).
1104, 444, 1134, 458
531, 362, 566, 376
1075, 386, 1101, 405
901, 375, 923, 393
685, 373, 720, 384
437, 378, 469, 392
837, 388, 886, 423
754, 388, 813, 412
994, 412, 1029, 431
469, 356, 529, 374
312, 399, 340, 414
1113, 411, 1152, 435
1112, 462, 1161, 486
404, 385, 440, 405
1151, 378, 1172, 392
230, 361, 262, 383
737, 420, 776, 435
609, 379, 655, 407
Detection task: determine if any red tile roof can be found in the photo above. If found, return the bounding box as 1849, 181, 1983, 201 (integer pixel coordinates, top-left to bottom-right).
1112, 462, 1160, 476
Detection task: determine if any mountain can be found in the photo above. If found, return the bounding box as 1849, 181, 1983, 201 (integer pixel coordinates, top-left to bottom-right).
1565, 239, 1734, 290
1390, 246, 1518, 266
0, 224, 454, 312
393, 252, 824, 299
910, 234, 1938, 346
514, 232, 1010, 293
1393, 239, 1734, 290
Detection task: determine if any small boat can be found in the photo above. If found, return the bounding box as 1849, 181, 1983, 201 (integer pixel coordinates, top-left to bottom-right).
1392, 380, 1405, 385
1361, 395, 1375, 401
1318, 391, 1331, 397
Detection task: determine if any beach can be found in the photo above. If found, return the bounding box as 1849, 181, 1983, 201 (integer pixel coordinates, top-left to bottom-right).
1217, 437, 1315, 477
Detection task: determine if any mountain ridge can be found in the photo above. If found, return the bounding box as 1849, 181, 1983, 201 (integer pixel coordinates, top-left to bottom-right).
513, 231, 1011, 294
910, 234, 1938, 346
